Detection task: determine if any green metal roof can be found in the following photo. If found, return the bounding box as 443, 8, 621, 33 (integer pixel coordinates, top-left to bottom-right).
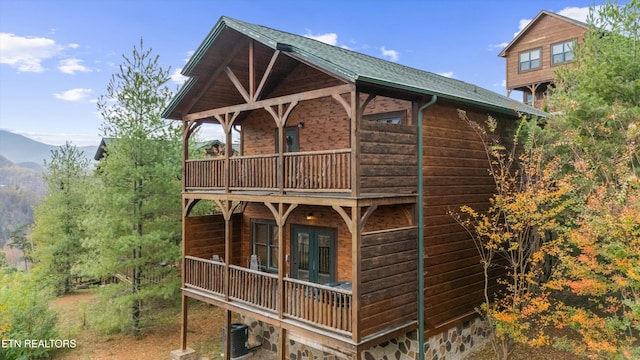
163, 16, 547, 119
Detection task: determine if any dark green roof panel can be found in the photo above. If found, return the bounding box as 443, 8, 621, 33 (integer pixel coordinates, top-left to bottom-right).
163, 16, 546, 119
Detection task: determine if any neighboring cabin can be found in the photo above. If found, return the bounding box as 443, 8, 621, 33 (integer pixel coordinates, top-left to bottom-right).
499, 10, 588, 109
163, 16, 545, 360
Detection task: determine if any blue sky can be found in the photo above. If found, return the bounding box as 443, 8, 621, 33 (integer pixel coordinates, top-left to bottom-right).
0, 0, 602, 146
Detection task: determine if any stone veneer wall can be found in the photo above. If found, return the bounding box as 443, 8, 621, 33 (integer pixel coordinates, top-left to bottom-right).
240, 316, 490, 360
362, 318, 491, 360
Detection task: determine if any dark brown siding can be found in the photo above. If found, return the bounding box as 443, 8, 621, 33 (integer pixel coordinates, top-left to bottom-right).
360, 121, 418, 194
421, 103, 500, 333
184, 214, 241, 262
360, 228, 418, 338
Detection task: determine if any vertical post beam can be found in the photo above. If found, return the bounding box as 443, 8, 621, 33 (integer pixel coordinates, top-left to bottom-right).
351, 205, 361, 343
279, 328, 286, 360
224, 309, 232, 360
277, 202, 284, 318
277, 105, 284, 194
180, 196, 189, 350
350, 90, 360, 197
180, 294, 188, 349
249, 40, 255, 101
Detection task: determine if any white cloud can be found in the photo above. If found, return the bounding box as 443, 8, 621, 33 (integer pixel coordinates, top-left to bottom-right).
170, 68, 188, 84
513, 6, 597, 38
0, 33, 62, 72
12, 130, 101, 147
380, 46, 399, 62
304, 31, 338, 46
514, 18, 533, 37
493, 79, 507, 88
438, 71, 454, 78
557, 6, 594, 23
58, 58, 91, 74
489, 42, 509, 51
184, 50, 195, 62
53, 88, 93, 101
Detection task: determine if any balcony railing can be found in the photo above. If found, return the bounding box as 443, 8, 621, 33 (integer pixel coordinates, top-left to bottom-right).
283, 278, 352, 334
184, 256, 352, 335
184, 149, 351, 192
229, 265, 278, 312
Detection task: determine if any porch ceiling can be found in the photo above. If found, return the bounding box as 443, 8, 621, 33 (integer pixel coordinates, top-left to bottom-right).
166, 27, 315, 121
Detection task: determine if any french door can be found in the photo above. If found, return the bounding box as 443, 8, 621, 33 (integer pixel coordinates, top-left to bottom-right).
291, 225, 335, 284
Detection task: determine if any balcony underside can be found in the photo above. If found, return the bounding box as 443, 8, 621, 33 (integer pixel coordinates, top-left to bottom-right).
183, 190, 417, 207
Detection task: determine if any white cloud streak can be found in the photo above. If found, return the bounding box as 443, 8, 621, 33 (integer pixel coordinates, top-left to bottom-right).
380, 46, 399, 62
304, 32, 338, 46
170, 68, 188, 84
557, 6, 595, 23
489, 42, 509, 51
513, 6, 597, 38
0, 33, 62, 72
11, 130, 101, 147
58, 58, 91, 74
53, 88, 93, 101
438, 71, 454, 78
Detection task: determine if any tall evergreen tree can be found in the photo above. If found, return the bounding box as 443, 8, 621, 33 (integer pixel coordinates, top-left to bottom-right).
31, 142, 90, 294
82, 39, 181, 338
7, 224, 31, 271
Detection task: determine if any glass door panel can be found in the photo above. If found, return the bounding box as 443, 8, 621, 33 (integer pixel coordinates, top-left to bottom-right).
296, 232, 310, 282
292, 226, 335, 284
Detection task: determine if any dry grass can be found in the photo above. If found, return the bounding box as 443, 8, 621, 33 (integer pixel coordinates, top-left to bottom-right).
49, 289, 225, 359
49, 289, 584, 360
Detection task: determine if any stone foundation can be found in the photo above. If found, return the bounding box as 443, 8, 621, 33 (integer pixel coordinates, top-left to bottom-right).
240, 316, 490, 360
362, 317, 491, 360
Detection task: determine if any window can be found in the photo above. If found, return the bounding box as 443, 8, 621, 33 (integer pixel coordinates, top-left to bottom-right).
525, 92, 533, 105
519, 49, 541, 72
251, 220, 278, 272
552, 40, 575, 65
363, 110, 406, 125
275, 126, 299, 152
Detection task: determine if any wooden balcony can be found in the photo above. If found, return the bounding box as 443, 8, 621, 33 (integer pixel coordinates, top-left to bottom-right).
184, 149, 351, 193
184, 256, 352, 335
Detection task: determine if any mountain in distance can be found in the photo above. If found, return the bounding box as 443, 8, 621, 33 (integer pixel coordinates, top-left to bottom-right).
0, 154, 45, 248
0, 130, 98, 168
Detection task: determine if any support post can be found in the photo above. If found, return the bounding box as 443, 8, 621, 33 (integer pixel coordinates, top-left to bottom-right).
180, 294, 188, 350
224, 310, 232, 360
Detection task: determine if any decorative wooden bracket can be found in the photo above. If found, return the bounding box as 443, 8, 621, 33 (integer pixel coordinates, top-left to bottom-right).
331, 205, 378, 234
213, 199, 244, 221
264, 101, 299, 128
264, 202, 298, 226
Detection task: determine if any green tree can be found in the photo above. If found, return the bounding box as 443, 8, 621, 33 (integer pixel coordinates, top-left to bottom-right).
452, 113, 569, 360
7, 224, 32, 271
31, 143, 90, 295
0, 269, 58, 360
82, 39, 181, 338
546, 1, 640, 358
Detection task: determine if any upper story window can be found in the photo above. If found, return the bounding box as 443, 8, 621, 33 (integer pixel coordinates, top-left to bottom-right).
519, 49, 541, 72
363, 110, 406, 125
552, 40, 575, 65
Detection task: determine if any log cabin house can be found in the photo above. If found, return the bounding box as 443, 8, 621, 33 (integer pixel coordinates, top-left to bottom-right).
499, 10, 588, 109
164, 16, 545, 360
